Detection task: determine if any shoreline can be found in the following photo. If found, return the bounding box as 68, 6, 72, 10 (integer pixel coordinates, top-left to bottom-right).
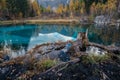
0, 19, 119, 26
0, 19, 92, 25
0, 19, 78, 25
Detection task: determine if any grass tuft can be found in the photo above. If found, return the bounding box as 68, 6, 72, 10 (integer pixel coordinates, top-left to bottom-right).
34, 59, 57, 72
81, 54, 111, 64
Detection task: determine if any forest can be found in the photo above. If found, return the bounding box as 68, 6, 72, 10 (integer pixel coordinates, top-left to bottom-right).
0, 0, 120, 20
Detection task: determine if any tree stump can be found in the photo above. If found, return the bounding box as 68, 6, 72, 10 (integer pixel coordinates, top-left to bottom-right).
73, 30, 89, 53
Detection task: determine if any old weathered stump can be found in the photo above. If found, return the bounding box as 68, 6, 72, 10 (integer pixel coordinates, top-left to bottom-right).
73, 31, 89, 54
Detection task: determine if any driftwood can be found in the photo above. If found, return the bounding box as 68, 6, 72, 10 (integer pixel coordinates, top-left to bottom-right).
88, 42, 120, 54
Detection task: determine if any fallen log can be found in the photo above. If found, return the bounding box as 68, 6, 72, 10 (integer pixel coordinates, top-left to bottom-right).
88, 42, 120, 54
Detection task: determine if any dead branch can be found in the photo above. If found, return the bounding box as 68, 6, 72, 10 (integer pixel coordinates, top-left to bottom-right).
88, 42, 120, 54
42, 58, 80, 74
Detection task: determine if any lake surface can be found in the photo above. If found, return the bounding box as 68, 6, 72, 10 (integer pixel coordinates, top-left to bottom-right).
0, 24, 120, 50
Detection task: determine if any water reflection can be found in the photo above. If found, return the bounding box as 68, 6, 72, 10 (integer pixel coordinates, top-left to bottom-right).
88, 24, 120, 46
0, 24, 120, 50
28, 32, 76, 50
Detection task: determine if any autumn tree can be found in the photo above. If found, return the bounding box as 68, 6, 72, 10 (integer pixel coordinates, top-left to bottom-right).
106, 0, 117, 16
69, 0, 75, 18
56, 4, 64, 14
0, 0, 6, 10
68, 0, 86, 17
31, 0, 41, 16
79, 0, 85, 15
0, 0, 7, 17
46, 5, 51, 13
63, 5, 68, 14
90, 0, 117, 18
74, 0, 80, 12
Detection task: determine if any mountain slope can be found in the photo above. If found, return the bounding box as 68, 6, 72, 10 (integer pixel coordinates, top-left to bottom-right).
37, 0, 69, 9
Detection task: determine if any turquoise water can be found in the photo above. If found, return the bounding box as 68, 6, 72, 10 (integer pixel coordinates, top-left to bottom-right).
0, 24, 120, 50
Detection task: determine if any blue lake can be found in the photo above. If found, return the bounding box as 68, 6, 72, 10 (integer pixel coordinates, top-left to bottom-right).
0, 24, 120, 50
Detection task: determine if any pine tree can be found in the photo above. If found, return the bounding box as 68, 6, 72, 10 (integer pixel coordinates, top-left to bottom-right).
6, 0, 30, 18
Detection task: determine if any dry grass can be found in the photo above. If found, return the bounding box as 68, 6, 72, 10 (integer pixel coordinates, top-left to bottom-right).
0, 19, 80, 25
81, 54, 111, 64
34, 59, 57, 72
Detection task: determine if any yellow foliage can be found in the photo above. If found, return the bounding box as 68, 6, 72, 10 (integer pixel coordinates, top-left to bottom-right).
46, 5, 51, 13
75, 0, 79, 10
18, 12, 23, 18
80, 2, 85, 14
90, 0, 117, 15
0, 0, 6, 10
56, 4, 64, 14
69, 0, 75, 11
63, 6, 68, 13
32, 0, 41, 16
107, 0, 117, 11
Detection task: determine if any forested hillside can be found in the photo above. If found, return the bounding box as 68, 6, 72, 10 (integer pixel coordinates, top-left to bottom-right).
0, 0, 120, 19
